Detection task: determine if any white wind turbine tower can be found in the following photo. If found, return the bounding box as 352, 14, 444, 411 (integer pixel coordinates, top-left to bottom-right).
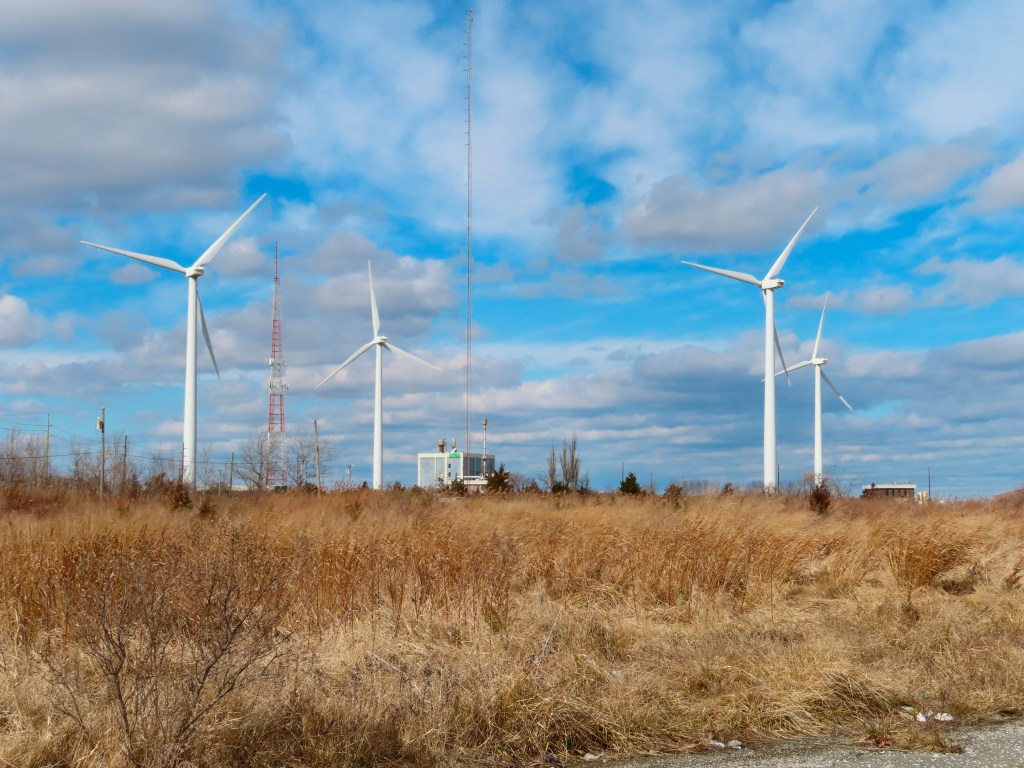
682, 208, 817, 492
777, 293, 852, 487
82, 194, 266, 486
316, 261, 441, 490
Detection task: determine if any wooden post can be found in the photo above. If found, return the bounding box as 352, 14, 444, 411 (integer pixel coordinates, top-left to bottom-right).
314, 419, 322, 496
122, 435, 128, 493
98, 407, 105, 499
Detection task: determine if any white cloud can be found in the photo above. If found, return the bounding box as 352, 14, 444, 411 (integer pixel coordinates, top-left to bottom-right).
852, 285, 913, 315
859, 145, 990, 204
918, 255, 1024, 307
887, 0, 1024, 143
0, 294, 44, 347
112, 263, 158, 285
966, 153, 1024, 214
0, 0, 288, 210
623, 166, 825, 253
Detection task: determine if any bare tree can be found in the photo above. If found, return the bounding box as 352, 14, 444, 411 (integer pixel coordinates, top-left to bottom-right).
286, 431, 333, 489
235, 432, 281, 491
545, 434, 585, 492
559, 433, 581, 491
69, 438, 100, 487
196, 446, 232, 492
0, 429, 52, 489
143, 451, 183, 488
546, 444, 558, 490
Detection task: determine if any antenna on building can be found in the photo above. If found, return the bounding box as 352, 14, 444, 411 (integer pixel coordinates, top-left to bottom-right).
266, 242, 288, 488
465, 8, 474, 468
482, 417, 488, 476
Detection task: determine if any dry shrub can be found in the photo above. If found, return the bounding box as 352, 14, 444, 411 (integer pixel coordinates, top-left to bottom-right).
18, 524, 297, 767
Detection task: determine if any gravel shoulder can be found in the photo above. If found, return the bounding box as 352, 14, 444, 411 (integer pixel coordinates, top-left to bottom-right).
602, 720, 1024, 768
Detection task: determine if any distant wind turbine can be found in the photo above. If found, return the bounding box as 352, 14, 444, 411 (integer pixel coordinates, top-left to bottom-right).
777, 293, 852, 487
682, 208, 817, 493
82, 194, 267, 486
316, 261, 441, 490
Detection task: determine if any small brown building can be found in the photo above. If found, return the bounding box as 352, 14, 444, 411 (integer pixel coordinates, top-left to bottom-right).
861, 482, 917, 500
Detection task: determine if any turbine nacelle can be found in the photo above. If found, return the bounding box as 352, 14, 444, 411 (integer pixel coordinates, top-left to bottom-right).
375, 335, 388, 345
761, 277, 784, 290
186, 265, 205, 278
814, 357, 828, 366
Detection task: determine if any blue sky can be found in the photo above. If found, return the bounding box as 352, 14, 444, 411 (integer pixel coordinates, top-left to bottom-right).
3, 0, 1024, 496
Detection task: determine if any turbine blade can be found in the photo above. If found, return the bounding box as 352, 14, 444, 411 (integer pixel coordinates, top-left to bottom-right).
812, 293, 830, 360
81, 241, 187, 274
765, 207, 818, 280
773, 360, 813, 377
193, 194, 267, 268
196, 289, 220, 379
316, 340, 376, 389
681, 261, 761, 287
383, 342, 442, 372
774, 325, 791, 384
368, 261, 380, 336
821, 370, 853, 411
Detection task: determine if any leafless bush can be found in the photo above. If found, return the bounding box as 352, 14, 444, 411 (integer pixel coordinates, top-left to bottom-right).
27, 526, 296, 767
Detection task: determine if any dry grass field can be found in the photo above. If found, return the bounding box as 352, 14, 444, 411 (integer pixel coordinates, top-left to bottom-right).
1, 487, 1024, 767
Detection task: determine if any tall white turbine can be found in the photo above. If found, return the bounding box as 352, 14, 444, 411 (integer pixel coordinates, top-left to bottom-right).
82, 194, 266, 486
682, 208, 817, 492
777, 294, 852, 486
317, 261, 441, 490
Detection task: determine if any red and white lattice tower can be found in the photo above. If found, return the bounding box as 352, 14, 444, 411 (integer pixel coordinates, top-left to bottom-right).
266, 244, 287, 488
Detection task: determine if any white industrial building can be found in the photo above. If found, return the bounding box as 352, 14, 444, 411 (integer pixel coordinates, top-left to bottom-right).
417, 439, 495, 492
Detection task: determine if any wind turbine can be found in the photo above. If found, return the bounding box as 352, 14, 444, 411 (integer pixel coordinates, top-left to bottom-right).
316, 261, 441, 490
82, 194, 266, 486
682, 208, 817, 493
777, 293, 852, 487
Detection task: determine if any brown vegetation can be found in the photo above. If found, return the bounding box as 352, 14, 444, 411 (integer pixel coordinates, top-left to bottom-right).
1, 487, 1024, 766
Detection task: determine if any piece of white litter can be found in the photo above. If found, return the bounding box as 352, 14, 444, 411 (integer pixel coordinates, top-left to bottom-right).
727, 740, 743, 749
915, 712, 927, 723
709, 739, 726, 749
582, 754, 600, 762
934, 712, 954, 722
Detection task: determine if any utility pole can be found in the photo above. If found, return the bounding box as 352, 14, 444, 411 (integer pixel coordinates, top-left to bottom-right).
314, 419, 322, 496
928, 466, 932, 501
229, 451, 235, 492
45, 413, 50, 484
122, 435, 128, 493
97, 407, 105, 499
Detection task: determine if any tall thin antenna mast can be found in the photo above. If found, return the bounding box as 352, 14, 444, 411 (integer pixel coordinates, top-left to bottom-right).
465, 8, 474, 468
266, 243, 287, 488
